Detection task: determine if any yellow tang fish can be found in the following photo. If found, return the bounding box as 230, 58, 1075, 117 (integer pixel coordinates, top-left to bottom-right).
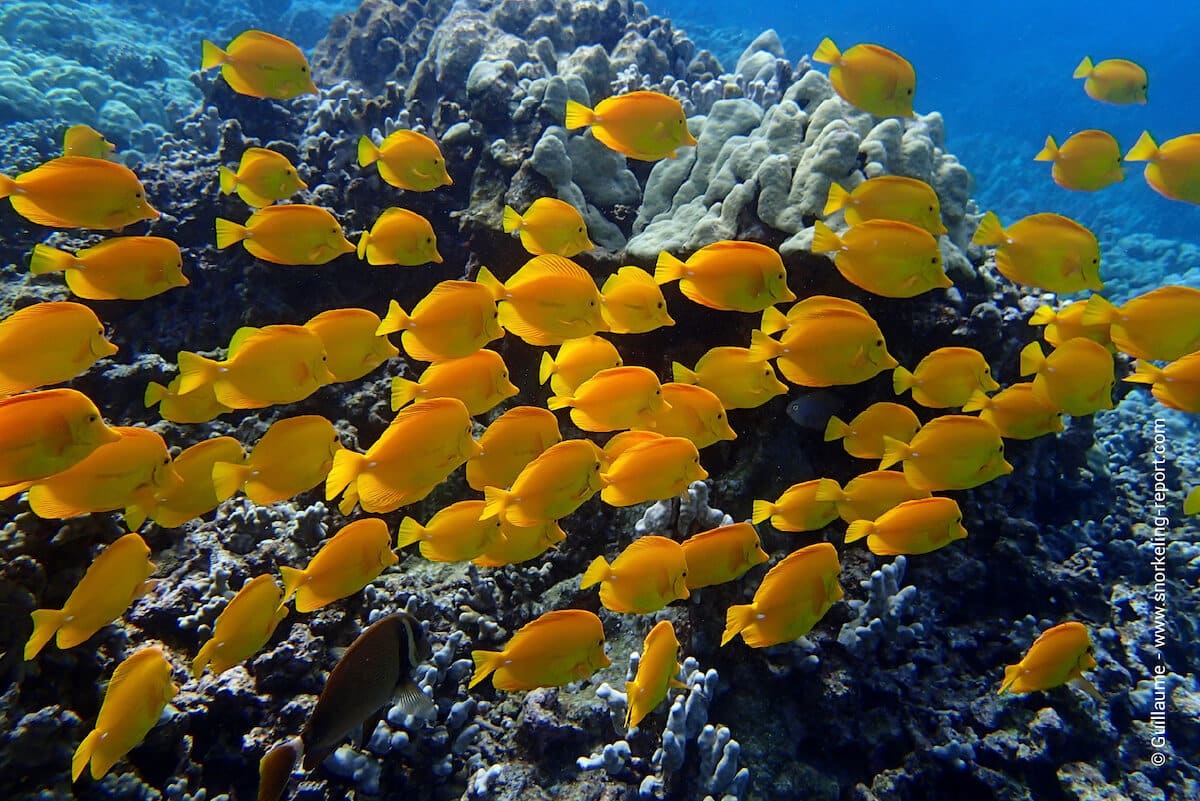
999, 621, 1100, 698
963, 384, 1064, 441
391, 348, 518, 415
192, 574, 288, 677
0, 301, 118, 397
30, 237, 188, 301
549, 365, 668, 432
327, 397, 481, 515
377, 280, 502, 363
72, 647, 177, 781
470, 609, 610, 691
722, 542, 843, 648
881, 415, 1012, 491
144, 376, 231, 424
473, 518, 567, 567
893, 346, 999, 409
637, 382, 735, 449
1073, 56, 1147, 105
24, 533, 156, 660
845, 496, 967, 556
582, 535, 690, 613
177, 324, 334, 409
304, 307, 398, 384
680, 522, 769, 590
813, 38, 916, 118
480, 438, 604, 527
216, 204, 355, 265
751, 479, 839, 532
1034, 131, 1124, 192
26, 426, 182, 530
814, 471, 931, 524
1081, 287, 1200, 361
812, 219, 950, 298
478, 259, 607, 346
625, 620, 686, 730
601, 430, 663, 469
1020, 339, 1114, 417
749, 308, 898, 387
358, 130, 452, 191
357, 207, 442, 266
281, 518, 398, 612
824, 401, 921, 460
0, 156, 158, 230
655, 241, 795, 312
212, 414, 342, 505
1186, 488, 1200, 516
63, 124, 115, 159
503, 198, 593, 257
1028, 300, 1112, 349
565, 90, 696, 161
601, 266, 675, 334
823, 176, 946, 235
397, 500, 504, 563
600, 436, 708, 507
200, 30, 318, 99
150, 437, 246, 528
672, 346, 787, 410
1125, 354, 1200, 413
972, 211, 1102, 293
540, 335, 623, 397
1124, 131, 1200, 205
0, 389, 118, 487
467, 406, 562, 492
218, 147, 307, 207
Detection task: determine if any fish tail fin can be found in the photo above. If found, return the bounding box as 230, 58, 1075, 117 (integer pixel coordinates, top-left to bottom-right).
257, 739, 302, 801
760, 306, 788, 336
813, 37, 841, 65
747, 329, 782, 363
395, 517, 424, 549
813, 478, 845, 503
971, 211, 1006, 246
217, 165, 238, 195
538, 351, 557, 385
279, 565, 307, 605
844, 520, 874, 544
191, 639, 214, 679
71, 729, 102, 781
1072, 56, 1093, 79
654, 251, 686, 285
176, 351, 219, 395
390, 377, 418, 411
200, 39, 229, 70
671, 362, 699, 384
545, 393, 573, 410
0, 173, 16, 200
326, 449, 365, 502
1124, 131, 1159, 162
1028, 305, 1057, 326
144, 381, 169, 408
475, 265, 505, 299
879, 436, 912, 470
721, 603, 756, 646
1018, 342, 1046, 377
750, 500, 775, 524
357, 136, 381, 168
961, 389, 993, 413
564, 100, 594, 130
810, 219, 845, 254
24, 608, 64, 660
580, 555, 610, 589
892, 366, 915, 395
355, 229, 370, 260
998, 664, 1021, 694
823, 415, 849, 442
822, 183, 851, 216
1033, 136, 1059, 162
469, 649, 504, 688
29, 244, 77, 275
1125, 360, 1163, 386
211, 461, 251, 503
481, 486, 510, 521
215, 217, 249, 249
1080, 294, 1117, 327
501, 205, 523, 233
376, 299, 411, 336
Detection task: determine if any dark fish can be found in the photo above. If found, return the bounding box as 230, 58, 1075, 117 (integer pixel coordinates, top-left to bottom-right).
785, 390, 843, 430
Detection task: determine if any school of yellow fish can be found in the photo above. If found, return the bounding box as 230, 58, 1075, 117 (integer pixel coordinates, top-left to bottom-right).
0, 27, 1196, 788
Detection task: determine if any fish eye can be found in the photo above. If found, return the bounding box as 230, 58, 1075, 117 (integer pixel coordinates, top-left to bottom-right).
930, 257, 937, 264
502, 370, 509, 378
928, 205, 934, 211
301, 65, 308, 72
577, 227, 583, 233
655, 389, 661, 395
135, 191, 143, 198
426, 237, 432, 243
997, 444, 1004, 452
89, 414, 98, 422
906, 88, 913, 95
657, 301, 664, 308
97, 327, 104, 335
717, 412, 724, 419
983, 367, 990, 374
333, 434, 339, 442
321, 354, 327, 360
1092, 258, 1099, 264
875, 339, 883, 346
956, 517, 962, 523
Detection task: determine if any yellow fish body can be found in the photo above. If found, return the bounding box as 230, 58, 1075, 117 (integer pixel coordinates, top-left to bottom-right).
470, 609, 610, 691
625, 620, 686, 730
358, 130, 452, 191
304, 307, 398, 383
201, 30, 318, 99
565, 90, 696, 161
391, 348, 518, 415
548, 365, 667, 432
962, 384, 1064, 440
1020, 339, 1114, 417
601, 430, 664, 469
357, 207, 442, 266
751, 479, 840, 532
216, 204, 355, 265
813, 38, 915, 117
600, 436, 708, 507
539, 335, 623, 396
823, 176, 946, 235
1125, 354, 1200, 413
212, 414, 342, 505
30, 237, 188, 301
1073, 56, 1147, 105
481, 438, 604, 526
722, 542, 843, 648
473, 518, 567, 567
972, 211, 1102, 293
812, 219, 951, 298
1028, 300, 1112, 349
281, 519, 398, 612
150, 436, 246, 528
655, 241, 795, 312
218, 147, 306, 207
1081, 287, 1200, 361
63, 124, 115, 159
814, 470, 931, 524
467, 406, 562, 492
582, 535, 690, 614
881, 415, 1012, 491
377, 280, 502, 362
637, 382, 736, 449
397, 500, 503, 563
144, 376, 231, 424
0, 389, 118, 487
1034, 131, 1124, 192
0, 301, 118, 396
749, 308, 898, 387
672, 346, 787, 410
72, 647, 177, 781
192, 574, 288, 677
845, 496, 967, 555
681, 522, 769, 590
600, 266, 675, 334
0, 156, 158, 230
824, 401, 921, 459
478, 258, 607, 346
1000, 621, 1099, 696
25, 533, 156, 659
1124, 131, 1200, 205
893, 346, 999, 409
503, 198, 593, 257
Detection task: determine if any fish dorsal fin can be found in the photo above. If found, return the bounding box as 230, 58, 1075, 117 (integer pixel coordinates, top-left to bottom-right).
375, 207, 419, 224
697, 240, 774, 257
616, 534, 681, 564
506, 255, 592, 290
757, 543, 836, 599
105, 647, 161, 696
230, 29, 293, 51
515, 608, 596, 638
226, 326, 261, 357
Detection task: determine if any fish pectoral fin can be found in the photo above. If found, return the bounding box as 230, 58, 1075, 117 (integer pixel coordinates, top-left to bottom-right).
391, 679, 437, 720
1071, 674, 1104, 702
850, 346, 867, 367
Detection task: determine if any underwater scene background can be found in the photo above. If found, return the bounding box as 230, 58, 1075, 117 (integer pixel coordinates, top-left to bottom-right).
1, 1, 1197, 800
